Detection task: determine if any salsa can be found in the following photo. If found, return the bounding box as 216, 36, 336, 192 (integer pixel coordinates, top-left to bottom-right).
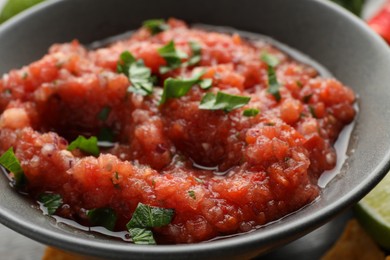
0, 18, 356, 244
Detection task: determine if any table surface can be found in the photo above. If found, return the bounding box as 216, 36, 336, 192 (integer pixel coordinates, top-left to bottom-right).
0, 0, 387, 259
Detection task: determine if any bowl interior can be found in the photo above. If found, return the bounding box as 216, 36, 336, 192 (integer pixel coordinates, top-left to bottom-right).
0, 0, 390, 259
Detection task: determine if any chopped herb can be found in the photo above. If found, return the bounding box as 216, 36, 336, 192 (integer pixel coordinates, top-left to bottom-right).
38, 193, 63, 215
243, 108, 260, 117
199, 78, 212, 90
97, 127, 115, 143
22, 72, 28, 79
296, 80, 303, 88
127, 203, 174, 229
117, 51, 154, 96
97, 107, 111, 121
330, 0, 365, 16
143, 19, 169, 35
114, 171, 119, 180
126, 202, 174, 245
3, 89, 11, 95
128, 227, 156, 245
117, 51, 135, 75
158, 41, 188, 74
265, 122, 275, 126
309, 106, 317, 118
186, 41, 202, 66
195, 177, 204, 184
261, 51, 280, 67
0, 147, 26, 187
266, 66, 281, 101
303, 94, 312, 103
87, 208, 117, 231
159, 70, 212, 104
188, 190, 196, 200
199, 91, 251, 112
67, 136, 100, 156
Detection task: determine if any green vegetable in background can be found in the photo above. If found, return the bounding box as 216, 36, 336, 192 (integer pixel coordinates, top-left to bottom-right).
330, 0, 365, 16
0, 0, 45, 23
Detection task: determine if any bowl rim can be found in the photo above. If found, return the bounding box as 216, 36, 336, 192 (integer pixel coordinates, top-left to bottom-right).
0, 0, 390, 258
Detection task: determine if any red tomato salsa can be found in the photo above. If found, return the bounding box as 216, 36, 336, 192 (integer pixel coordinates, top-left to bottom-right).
0, 19, 355, 244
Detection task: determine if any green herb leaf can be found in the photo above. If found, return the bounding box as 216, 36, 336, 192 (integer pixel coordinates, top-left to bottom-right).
97, 107, 111, 121
128, 227, 156, 245
0, 147, 26, 187
188, 190, 196, 200
261, 52, 280, 67
87, 208, 117, 231
38, 193, 63, 215
199, 91, 251, 112
117, 51, 136, 76
330, 0, 365, 16
186, 41, 202, 66
243, 108, 260, 117
117, 51, 154, 96
309, 105, 317, 118
159, 70, 211, 104
0, 0, 45, 24
67, 136, 100, 156
97, 127, 115, 143
158, 41, 188, 74
267, 66, 281, 102
199, 78, 212, 90
126, 202, 174, 229
143, 19, 169, 35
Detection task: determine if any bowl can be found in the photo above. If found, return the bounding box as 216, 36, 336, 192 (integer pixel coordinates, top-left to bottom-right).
1, 0, 390, 259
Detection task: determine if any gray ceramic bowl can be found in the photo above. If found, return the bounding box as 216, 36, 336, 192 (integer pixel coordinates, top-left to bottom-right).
0, 0, 390, 259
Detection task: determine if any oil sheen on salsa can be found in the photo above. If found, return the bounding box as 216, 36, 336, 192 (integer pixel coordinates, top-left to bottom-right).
0, 19, 356, 244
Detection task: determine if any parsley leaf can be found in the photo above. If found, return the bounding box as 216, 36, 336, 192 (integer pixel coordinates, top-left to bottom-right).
158, 41, 188, 74
67, 136, 100, 156
143, 19, 169, 35
87, 208, 117, 231
128, 227, 156, 245
117, 51, 154, 96
126, 203, 174, 245
159, 70, 212, 104
267, 66, 281, 101
38, 193, 63, 215
243, 108, 260, 117
0, 147, 26, 187
199, 91, 251, 112
261, 51, 280, 67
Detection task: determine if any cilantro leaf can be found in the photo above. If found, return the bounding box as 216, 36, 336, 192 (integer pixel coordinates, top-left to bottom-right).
199, 91, 251, 112
158, 41, 188, 74
261, 51, 280, 67
0, 147, 26, 187
188, 190, 196, 200
243, 108, 260, 117
117, 51, 154, 96
97, 107, 111, 121
38, 193, 63, 215
267, 66, 281, 101
186, 41, 202, 66
330, 0, 365, 16
87, 208, 117, 231
67, 136, 100, 156
128, 227, 156, 245
126, 203, 174, 229
143, 19, 169, 35
159, 70, 212, 104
